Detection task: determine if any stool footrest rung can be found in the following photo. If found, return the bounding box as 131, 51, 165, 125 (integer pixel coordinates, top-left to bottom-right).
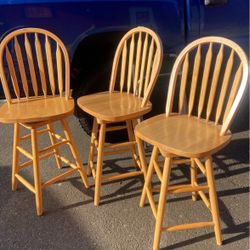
104, 141, 136, 149
153, 160, 162, 182
88, 161, 96, 178
16, 140, 69, 161
172, 158, 191, 165
16, 146, 33, 160
194, 158, 206, 176
101, 171, 143, 182
20, 128, 50, 140
162, 221, 214, 232
198, 190, 211, 211
157, 158, 191, 166
151, 184, 209, 194
16, 158, 80, 191
38, 140, 69, 156
56, 155, 78, 169
15, 174, 35, 193
42, 168, 78, 188
50, 131, 66, 141
106, 125, 127, 132
19, 151, 55, 169
103, 148, 131, 156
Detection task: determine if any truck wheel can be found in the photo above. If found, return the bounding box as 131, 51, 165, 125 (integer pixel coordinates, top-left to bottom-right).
72, 66, 109, 137
71, 31, 131, 142
73, 83, 128, 143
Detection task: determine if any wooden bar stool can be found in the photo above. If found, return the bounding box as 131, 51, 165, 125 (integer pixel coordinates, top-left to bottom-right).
135, 36, 248, 250
0, 28, 89, 216
77, 26, 163, 206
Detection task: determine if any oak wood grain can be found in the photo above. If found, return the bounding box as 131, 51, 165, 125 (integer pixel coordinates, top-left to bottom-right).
136, 36, 248, 250
77, 26, 163, 206
77, 92, 152, 122
0, 28, 89, 216
0, 96, 74, 123
135, 114, 231, 158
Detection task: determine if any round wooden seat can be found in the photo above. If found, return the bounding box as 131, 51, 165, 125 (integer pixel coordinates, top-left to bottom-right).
135, 114, 232, 158
0, 96, 74, 124
77, 92, 152, 122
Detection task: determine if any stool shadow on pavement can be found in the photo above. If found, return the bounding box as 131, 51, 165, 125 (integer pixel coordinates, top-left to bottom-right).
66, 155, 147, 206
0, 164, 97, 249
159, 136, 249, 249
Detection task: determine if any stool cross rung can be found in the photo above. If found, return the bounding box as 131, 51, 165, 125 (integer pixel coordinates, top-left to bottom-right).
15, 174, 35, 193
88, 160, 96, 178
153, 160, 163, 182
194, 158, 206, 176
157, 158, 191, 166
20, 128, 50, 140
16, 146, 33, 159
50, 131, 67, 142
151, 184, 209, 194
19, 151, 55, 169
104, 141, 136, 149
146, 188, 157, 219
198, 190, 211, 211
38, 140, 69, 156
162, 221, 214, 232
102, 148, 131, 156
105, 125, 127, 132
42, 168, 78, 188
101, 171, 143, 182
56, 155, 78, 169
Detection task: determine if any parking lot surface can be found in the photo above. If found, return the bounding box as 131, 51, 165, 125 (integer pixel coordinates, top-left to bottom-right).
0, 116, 249, 250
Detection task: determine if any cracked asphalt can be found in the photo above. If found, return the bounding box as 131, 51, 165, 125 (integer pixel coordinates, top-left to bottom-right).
0, 115, 249, 250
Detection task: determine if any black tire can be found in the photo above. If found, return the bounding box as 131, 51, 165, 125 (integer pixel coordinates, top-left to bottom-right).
73, 84, 128, 143
71, 33, 128, 142
72, 66, 108, 137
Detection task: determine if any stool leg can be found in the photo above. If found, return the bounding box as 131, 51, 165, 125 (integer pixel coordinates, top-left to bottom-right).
47, 123, 63, 169
87, 118, 98, 176
94, 122, 106, 206
61, 119, 89, 188
191, 158, 197, 201
126, 120, 140, 169
153, 157, 172, 250
136, 135, 148, 178
139, 145, 158, 207
31, 128, 43, 216
206, 156, 222, 245
12, 123, 20, 191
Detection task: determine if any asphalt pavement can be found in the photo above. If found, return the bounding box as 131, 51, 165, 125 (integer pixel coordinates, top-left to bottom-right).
0, 116, 249, 250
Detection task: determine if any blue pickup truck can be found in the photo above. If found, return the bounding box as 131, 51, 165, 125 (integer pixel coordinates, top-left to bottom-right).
0, 0, 249, 133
